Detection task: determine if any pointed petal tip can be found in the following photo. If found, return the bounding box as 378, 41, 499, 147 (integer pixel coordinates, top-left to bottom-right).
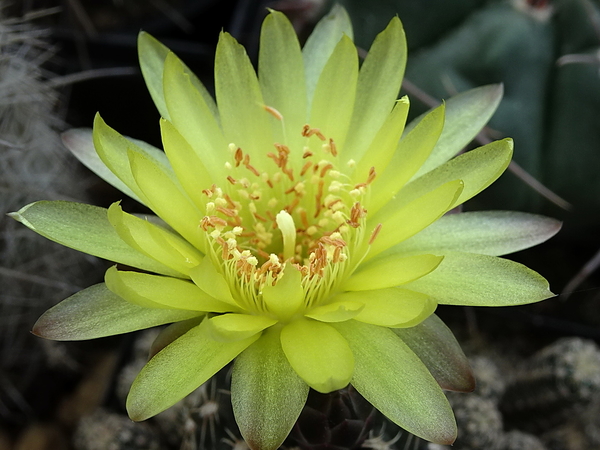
30, 322, 44, 338
137, 30, 162, 51
125, 402, 146, 422
438, 427, 458, 446
31, 313, 61, 341
421, 415, 457, 446
441, 368, 476, 393
494, 82, 504, 96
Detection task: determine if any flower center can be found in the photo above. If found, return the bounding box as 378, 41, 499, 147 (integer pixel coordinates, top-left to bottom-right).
199, 112, 376, 310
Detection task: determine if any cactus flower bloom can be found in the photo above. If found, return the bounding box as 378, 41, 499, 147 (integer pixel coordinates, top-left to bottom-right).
10, 6, 559, 449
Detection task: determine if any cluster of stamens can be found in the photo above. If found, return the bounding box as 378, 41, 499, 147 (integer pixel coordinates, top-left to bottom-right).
199, 111, 376, 307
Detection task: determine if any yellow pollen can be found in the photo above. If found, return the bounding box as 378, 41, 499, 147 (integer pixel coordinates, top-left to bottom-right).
306, 226, 318, 236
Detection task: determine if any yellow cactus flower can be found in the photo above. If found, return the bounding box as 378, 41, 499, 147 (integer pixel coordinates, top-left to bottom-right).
9, 6, 559, 450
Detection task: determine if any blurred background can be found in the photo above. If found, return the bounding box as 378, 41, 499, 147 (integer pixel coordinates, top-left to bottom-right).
1, 0, 600, 449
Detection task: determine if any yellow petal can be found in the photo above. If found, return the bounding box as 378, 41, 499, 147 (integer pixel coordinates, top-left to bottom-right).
105, 266, 235, 312
215, 31, 273, 168
343, 254, 444, 291
303, 4, 352, 107
394, 138, 513, 212
162, 52, 227, 180
336, 288, 436, 328
138, 31, 218, 121
208, 313, 277, 342
127, 147, 207, 252
309, 34, 358, 151
262, 264, 305, 321
352, 97, 410, 184
107, 202, 202, 277
159, 118, 213, 209
305, 300, 364, 322
281, 318, 354, 393
93, 113, 175, 205
343, 16, 407, 165
370, 104, 445, 215
189, 258, 238, 306
368, 179, 464, 259
259, 10, 307, 158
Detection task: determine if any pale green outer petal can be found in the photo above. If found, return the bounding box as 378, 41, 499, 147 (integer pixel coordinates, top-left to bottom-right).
309, 35, 358, 150
232, 327, 309, 450
343, 17, 406, 164
92, 114, 174, 205
303, 4, 352, 107
383, 211, 562, 258
104, 267, 235, 312
107, 202, 202, 277
127, 148, 207, 252
393, 314, 475, 392
159, 118, 214, 209
208, 314, 277, 342
370, 104, 445, 215
162, 53, 228, 180
404, 252, 554, 306
333, 320, 457, 444
32, 283, 201, 341
189, 258, 237, 306
343, 254, 443, 291
61, 129, 143, 204
127, 318, 259, 421
397, 138, 513, 211
334, 288, 436, 328
138, 31, 218, 121
259, 10, 307, 157
215, 31, 273, 167
305, 300, 364, 322
8, 201, 179, 276
412, 84, 504, 178
281, 318, 354, 393
368, 179, 463, 259
352, 97, 409, 184
149, 317, 204, 359
262, 264, 304, 321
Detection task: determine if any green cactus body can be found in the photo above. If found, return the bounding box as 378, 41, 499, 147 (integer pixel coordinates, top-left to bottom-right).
500, 337, 600, 432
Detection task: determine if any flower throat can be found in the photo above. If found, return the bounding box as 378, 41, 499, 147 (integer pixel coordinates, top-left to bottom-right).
199, 108, 378, 292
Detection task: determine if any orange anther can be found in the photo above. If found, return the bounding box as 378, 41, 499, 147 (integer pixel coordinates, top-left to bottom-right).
300, 161, 313, 176
264, 105, 283, 120
329, 138, 338, 157
216, 206, 237, 217
326, 198, 342, 209
300, 209, 309, 228
245, 163, 260, 177
320, 163, 333, 178
253, 212, 268, 222
314, 179, 324, 218
285, 197, 300, 213
369, 223, 382, 245
302, 125, 326, 141
284, 167, 294, 181
234, 148, 243, 167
